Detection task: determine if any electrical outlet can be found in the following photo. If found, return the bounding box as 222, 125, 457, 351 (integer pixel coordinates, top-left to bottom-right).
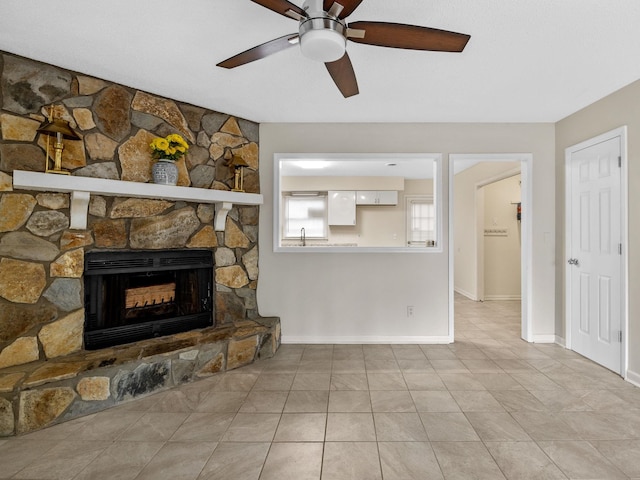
407, 306, 415, 317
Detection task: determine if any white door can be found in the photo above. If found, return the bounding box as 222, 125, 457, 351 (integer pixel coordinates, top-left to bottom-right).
567, 135, 622, 374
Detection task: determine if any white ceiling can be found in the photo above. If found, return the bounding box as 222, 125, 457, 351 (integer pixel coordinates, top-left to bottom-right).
1, 1, 639, 124
279, 154, 436, 178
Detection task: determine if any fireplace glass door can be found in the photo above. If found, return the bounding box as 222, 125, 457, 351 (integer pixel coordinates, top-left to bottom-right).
84, 250, 214, 349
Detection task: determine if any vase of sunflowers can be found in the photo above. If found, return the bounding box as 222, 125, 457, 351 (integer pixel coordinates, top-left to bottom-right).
149, 133, 189, 185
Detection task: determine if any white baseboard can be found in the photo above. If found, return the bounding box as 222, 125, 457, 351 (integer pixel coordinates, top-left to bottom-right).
454, 287, 478, 301
531, 334, 556, 344
626, 369, 640, 387
484, 295, 522, 301
554, 336, 566, 347
281, 335, 453, 345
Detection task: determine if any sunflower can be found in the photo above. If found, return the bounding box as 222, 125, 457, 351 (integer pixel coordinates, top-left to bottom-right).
150, 133, 189, 161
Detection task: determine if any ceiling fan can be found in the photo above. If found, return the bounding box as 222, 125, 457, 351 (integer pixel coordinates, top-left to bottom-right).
217, 0, 471, 98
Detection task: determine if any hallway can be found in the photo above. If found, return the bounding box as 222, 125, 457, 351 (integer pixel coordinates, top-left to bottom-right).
0, 298, 639, 479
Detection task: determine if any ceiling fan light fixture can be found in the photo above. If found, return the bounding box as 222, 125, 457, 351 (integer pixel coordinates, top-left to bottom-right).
298, 14, 347, 63
300, 26, 346, 62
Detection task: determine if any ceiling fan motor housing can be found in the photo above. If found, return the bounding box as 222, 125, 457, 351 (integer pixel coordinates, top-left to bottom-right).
299, 0, 347, 62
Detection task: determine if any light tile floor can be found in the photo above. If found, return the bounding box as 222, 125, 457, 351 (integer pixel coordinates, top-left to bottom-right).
2, 295, 640, 479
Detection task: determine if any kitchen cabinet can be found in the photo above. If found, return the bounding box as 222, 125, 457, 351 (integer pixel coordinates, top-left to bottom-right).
328, 190, 356, 225
356, 190, 398, 205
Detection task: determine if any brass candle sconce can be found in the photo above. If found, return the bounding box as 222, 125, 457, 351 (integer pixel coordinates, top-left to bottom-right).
224, 148, 249, 192
37, 106, 80, 175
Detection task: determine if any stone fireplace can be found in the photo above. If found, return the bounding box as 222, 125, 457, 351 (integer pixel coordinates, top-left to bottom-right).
0, 51, 280, 436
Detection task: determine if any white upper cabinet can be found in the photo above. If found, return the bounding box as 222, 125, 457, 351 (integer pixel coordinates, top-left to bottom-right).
328, 190, 356, 225
356, 190, 398, 205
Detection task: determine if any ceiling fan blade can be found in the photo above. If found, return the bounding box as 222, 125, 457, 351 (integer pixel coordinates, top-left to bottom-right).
251, 0, 306, 19
348, 21, 470, 52
325, 53, 359, 98
217, 34, 299, 69
323, 0, 364, 19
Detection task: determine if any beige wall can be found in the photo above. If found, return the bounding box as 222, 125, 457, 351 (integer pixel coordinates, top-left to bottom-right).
258, 123, 556, 342
484, 174, 522, 299
555, 78, 640, 376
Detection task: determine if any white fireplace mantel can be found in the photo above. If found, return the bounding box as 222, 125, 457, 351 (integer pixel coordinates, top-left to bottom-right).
12, 170, 263, 231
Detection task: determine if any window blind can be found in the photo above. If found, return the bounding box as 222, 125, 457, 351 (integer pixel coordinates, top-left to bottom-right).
284, 195, 327, 238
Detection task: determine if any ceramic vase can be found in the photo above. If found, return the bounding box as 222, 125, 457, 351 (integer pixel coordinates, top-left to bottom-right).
152, 159, 178, 185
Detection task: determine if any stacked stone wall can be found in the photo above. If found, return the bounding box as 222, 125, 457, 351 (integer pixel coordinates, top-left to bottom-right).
0, 51, 279, 436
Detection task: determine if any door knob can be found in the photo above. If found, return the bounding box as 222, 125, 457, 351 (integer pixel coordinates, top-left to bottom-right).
567, 258, 580, 266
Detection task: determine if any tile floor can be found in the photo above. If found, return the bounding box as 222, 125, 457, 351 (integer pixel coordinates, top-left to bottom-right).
1, 295, 640, 479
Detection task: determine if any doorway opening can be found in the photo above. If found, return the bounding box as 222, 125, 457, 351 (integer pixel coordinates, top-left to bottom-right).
449, 154, 533, 343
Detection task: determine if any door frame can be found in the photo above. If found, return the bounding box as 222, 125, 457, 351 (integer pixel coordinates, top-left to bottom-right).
564, 126, 628, 377
449, 153, 534, 342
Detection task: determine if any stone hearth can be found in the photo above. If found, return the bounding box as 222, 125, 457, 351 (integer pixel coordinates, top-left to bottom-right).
0, 51, 280, 436
0, 317, 279, 436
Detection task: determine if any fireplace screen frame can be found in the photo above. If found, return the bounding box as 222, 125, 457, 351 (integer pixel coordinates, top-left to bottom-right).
84, 249, 214, 350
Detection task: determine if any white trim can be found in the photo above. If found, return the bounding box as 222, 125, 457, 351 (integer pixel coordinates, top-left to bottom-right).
531, 335, 556, 343
274, 246, 441, 254
554, 336, 566, 347
281, 336, 453, 344
449, 153, 533, 343
454, 287, 478, 301
273, 153, 443, 253
484, 295, 522, 301
625, 369, 640, 387
564, 126, 628, 375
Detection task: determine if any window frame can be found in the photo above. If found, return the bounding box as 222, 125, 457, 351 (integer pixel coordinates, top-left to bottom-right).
282, 193, 328, 240
274, 153, 443, 253
405, 195, 436, 247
